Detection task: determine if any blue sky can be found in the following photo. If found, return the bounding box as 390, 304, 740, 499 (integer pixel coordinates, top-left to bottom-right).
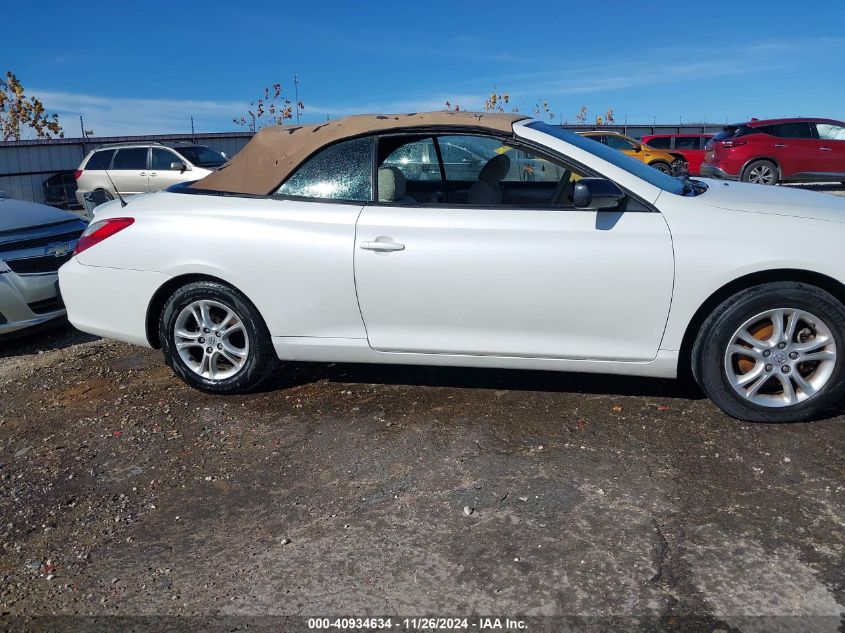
4, 0, 845, 136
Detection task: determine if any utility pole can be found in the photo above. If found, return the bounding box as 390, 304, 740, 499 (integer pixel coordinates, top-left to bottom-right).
294, 74, 301, 124
190, 116, 195, 136
79, 115, 85, 138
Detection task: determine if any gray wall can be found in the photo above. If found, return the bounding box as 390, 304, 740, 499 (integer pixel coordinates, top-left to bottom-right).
0, 124, 725, 205
562, 124, 725, 137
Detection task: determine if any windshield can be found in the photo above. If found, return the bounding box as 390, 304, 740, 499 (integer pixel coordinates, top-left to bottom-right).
526, 122, 686, 195
174, 146, 228, 168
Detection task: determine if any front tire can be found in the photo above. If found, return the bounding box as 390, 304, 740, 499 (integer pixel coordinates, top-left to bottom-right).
692, 282, 845, 422
159, 281, 276, 394
742, 160, 779, 185
650, 161, 672, 174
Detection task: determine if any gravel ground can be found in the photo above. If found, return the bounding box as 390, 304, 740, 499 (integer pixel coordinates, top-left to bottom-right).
2, 187, 845, 632
1, 321, 843, 633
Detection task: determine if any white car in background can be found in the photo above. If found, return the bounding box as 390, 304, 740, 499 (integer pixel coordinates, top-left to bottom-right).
59, 112, 845, 422
74, 141, 228, 208
1, 193, 87, 337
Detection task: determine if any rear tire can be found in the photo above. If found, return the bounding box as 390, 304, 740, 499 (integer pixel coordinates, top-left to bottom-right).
692, 282, 845, 422
741, 160, 779, 185
159, 281, 276, 394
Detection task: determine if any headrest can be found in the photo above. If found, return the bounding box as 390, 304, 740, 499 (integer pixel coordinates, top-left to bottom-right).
478, 153, 510, 184
378, 166, 407, 202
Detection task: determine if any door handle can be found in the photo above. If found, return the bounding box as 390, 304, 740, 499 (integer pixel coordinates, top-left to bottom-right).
360, 239, 405, 252
774, 144, 786, 148
819, 147, 832, 151
149, 172, 158, 176
139, 171, 147, 176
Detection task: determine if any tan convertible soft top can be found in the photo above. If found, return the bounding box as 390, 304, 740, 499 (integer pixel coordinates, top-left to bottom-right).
191, 111, 528, 195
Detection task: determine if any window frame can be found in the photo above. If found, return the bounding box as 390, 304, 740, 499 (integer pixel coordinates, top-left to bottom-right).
271, 135, 378, 205
644, 136, 671, 150
150, 147, 184, 171
773, 121, 817, 140
380, 135, 445, 185
814, 121, 845, 142
603, 134, 638, 152
111, 146, 151, 171
672, 136, 701, 151
181, 126, 658, 213
86, 148, 117, 171
371, 130, 656, 213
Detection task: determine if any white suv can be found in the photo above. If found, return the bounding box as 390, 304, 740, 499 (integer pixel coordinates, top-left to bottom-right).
74, 142, 228, 208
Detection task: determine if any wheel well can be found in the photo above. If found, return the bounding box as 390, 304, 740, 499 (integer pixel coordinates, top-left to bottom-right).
678, 269, 845, 381
145, 273, 238, 348
741, 157, 781, 179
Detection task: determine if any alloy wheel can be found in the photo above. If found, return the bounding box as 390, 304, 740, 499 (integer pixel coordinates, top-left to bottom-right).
173, 299, 250, 380
746, 164, 776, 184
724, 308, 837, 408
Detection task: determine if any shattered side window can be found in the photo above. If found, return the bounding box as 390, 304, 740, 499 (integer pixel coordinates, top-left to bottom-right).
276, 137, 373, 202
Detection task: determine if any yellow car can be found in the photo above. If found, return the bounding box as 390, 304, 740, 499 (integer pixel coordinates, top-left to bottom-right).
578, 131, 687, 175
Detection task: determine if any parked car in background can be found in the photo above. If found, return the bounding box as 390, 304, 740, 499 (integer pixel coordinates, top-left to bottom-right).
43, 171, 84, 213
383, 136, 567, 187
578, 131, 687, 176
74, 141, 228, 207
701, 118, 845, 185
1, 193, 87, 338
60, 111, 845, 423
640, 134, 713, 176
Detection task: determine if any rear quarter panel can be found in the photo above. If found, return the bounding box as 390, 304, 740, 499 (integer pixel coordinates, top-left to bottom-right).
76, 191, 367, 339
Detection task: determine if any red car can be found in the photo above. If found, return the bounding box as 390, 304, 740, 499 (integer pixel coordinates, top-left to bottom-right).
640, 134, 713, 176
700, 117, 845, 185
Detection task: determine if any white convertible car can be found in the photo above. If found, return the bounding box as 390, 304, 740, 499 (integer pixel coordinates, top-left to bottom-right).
59, 112, 845, 422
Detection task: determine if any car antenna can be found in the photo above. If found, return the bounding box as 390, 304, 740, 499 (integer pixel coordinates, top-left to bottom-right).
103, 164, 127, 207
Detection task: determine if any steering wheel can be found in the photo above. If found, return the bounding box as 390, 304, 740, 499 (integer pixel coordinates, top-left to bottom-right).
550, 170, 574, 206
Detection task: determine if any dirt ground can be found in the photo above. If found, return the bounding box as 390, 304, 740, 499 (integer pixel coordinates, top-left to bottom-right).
1, 322, 843, 633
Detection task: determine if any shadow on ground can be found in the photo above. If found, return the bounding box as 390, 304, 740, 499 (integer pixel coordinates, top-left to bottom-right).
0, 322, 99, 359
259, 359, 705, 400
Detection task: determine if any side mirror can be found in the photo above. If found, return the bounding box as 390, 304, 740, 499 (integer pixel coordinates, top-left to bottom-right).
573, 178, 626, 210
633, 145, 642, 153
170, 161, 188, 173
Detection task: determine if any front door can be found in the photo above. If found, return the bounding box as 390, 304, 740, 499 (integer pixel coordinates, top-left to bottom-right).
814, 121, 845, 177
355, 133, 675, 362
355, 204, 674, 362
354, 131, 674, 361
770, 122, 826, 179
149, 148, 190, 192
